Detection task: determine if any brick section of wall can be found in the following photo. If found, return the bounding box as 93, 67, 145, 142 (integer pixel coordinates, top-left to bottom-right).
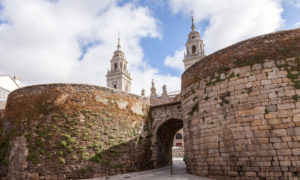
182, 58, 300, 179
0, 84, 152, 179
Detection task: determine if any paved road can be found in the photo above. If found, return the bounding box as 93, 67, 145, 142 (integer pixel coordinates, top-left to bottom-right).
90, 158, 213, 180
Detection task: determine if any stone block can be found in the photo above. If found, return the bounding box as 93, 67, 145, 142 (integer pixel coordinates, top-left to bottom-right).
292, 148, 300, 155
281, 136, 292, 142
266, 105, 277, 112
267, 71, 277, 79
270, 137, 281, 143
261, 79, 272, 85
277, 103, 295, 110
271, 129, 287, 137
268, 118, 282, 125
280, 161, 291, 166
258, 150, 277, 156
268, 92, 277, 98
277, 110, 292, 118
253, 130, 270, 138
277, 149, 292, 156
256, 73, 267, 80
285, 90, 296, 96
228, 171, 238, 176
251, 120, 262, 126
260, 143, 273, 150
264, 112, 276, 119
273, 142, 287, 149
293, 127, 300, 136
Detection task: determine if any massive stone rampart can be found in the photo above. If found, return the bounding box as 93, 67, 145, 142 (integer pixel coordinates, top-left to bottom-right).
0, 84, 152, 179
181, 28, 300, 179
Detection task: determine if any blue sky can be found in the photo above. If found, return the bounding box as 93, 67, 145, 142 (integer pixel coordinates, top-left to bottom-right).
0, 0, 300, 95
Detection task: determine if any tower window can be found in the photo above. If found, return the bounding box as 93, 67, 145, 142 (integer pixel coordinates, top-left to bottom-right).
120, 62, 123, 70
114, 84, 117, 89
192, 45, 196, 54
114, 63, 117, 70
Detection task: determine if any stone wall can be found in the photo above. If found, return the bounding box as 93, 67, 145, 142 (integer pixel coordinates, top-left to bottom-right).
0, 84, 153, 179
181, 28, 300, 179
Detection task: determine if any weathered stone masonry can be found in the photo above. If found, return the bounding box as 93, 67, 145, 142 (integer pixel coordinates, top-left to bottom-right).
182, 28, 300, 179
0, 84, 153, 179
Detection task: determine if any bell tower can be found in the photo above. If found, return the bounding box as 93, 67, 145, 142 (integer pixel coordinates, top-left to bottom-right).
106, 37, 131, 93
183, 16, 205, 70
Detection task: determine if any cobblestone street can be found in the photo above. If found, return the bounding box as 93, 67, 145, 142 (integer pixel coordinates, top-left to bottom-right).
90, 159, 213, 180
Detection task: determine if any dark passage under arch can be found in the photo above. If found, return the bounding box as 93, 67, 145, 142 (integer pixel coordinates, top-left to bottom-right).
156, 118, 183, 167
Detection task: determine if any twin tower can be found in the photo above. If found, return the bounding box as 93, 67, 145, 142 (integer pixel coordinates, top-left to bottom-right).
106, 17, 205, 93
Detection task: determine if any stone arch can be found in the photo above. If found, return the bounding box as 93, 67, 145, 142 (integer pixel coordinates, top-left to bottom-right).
175, 133, 182, 139
192, 45, 196, 54
150, 102, 182, 168
114, 62, 117, 70
152, 118, 183, 168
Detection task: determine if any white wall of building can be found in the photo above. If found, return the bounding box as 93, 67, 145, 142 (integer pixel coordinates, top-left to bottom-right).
0, 75, 21, 109
0, 75, 20, 91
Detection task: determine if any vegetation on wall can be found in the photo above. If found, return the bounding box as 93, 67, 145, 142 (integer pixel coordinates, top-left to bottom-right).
0, 85, 153, 179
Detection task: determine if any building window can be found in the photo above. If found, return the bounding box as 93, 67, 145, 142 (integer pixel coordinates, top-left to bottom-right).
176, 133, 182, 139
114, 63, 117, 70
113, 84, 117, 89
176, 143, 182, 147
120, 62, 123, 70
192, 45, 196, 54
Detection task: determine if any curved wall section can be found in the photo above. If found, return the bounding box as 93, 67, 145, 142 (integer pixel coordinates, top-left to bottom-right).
181, 28, 300, 179
0, 84, 152, 179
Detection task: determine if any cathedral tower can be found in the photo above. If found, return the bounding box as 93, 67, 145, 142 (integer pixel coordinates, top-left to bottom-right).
106, 37, 131, 93
183, 16, 205, 70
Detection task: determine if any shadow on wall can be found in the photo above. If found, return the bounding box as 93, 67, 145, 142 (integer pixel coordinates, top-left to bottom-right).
69, 137, 153, 179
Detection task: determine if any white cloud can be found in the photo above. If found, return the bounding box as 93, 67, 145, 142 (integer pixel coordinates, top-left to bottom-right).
164, 48, 185, 71
294, 21, 300, 27
0, 0, 180, 96
168, 0, 283, 54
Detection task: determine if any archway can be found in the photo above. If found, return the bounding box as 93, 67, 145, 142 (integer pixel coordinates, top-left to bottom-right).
155, 118, 183, 167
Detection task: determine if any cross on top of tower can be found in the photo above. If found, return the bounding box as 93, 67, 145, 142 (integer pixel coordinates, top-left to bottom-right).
117, 36, 121, 50
191, 15, 195, 32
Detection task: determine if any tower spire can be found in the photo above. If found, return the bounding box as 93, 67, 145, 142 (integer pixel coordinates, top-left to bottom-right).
117, 36, 121, 50
191, 15, 195, 31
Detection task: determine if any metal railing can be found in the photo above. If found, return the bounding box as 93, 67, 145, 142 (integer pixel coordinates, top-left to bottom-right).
156, 90, 181, 98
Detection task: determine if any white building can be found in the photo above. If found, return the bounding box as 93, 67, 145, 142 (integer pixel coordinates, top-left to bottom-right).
183, 17, 205, 70
106, 37, 131, 93
0, 75, 21, 109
